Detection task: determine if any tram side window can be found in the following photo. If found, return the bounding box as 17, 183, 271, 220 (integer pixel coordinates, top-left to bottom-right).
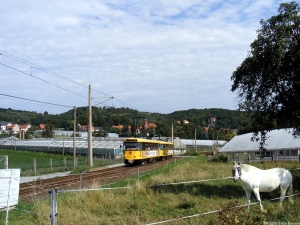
143, 143, 159, 150
143, 143, 153, 150
124, 143, 142, 150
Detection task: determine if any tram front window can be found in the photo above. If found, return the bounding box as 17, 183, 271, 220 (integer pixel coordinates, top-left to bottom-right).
124, 142, 142, 150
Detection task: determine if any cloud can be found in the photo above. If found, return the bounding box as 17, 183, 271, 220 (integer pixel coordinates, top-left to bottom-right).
0, 0, 285, 114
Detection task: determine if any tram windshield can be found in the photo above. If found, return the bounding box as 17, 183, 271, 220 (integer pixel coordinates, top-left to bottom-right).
124, 142, 142, 150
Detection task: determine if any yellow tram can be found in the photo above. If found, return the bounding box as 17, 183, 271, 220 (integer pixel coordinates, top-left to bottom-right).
123, 138, 173, 165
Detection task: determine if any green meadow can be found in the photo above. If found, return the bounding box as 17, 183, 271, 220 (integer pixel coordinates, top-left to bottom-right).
0, 149, 123, 176
1, 155, 300, 224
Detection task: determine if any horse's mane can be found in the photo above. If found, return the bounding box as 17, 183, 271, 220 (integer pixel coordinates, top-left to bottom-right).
240, 164, 261, 171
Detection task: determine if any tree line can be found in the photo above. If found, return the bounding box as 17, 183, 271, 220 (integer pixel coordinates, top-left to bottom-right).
0, 107, 249, 140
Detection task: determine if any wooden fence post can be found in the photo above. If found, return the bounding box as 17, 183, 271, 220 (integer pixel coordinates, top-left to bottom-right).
64, 157, 66, 170
50, 158, 52, 172
33, 158, 36, 175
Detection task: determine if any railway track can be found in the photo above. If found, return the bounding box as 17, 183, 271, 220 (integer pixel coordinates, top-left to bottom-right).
19, 157, 181, 201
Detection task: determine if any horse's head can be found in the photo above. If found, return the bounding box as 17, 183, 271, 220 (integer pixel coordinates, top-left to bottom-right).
232, 162, 242, 183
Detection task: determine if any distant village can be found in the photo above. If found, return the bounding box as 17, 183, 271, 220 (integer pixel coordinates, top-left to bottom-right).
0, 117, 221, 138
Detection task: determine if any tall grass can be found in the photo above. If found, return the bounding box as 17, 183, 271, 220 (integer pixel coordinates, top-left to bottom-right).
1, 156, 300, 224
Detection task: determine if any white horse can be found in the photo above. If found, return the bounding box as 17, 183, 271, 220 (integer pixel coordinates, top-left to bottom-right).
232, 162, 293, 210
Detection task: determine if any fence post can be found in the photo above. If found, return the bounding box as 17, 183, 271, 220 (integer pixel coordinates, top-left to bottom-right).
79, 173, 82, 189
50, 158, 52, 172
33, 158, 36, 175
64, 158, 66, 170
4, 156, 8, 169
49, 188, 57, 225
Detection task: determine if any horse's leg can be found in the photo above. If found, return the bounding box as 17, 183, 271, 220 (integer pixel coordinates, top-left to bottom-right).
245, 190, 251, 209
288, 183, 294, 204
279, 185, 288, 205
253, 188, 263, 210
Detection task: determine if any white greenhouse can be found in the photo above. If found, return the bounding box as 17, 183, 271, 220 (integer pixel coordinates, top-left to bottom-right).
219, 128, 300, 162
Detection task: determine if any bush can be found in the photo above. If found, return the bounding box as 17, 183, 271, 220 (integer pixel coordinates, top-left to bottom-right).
209, 153, 228, 162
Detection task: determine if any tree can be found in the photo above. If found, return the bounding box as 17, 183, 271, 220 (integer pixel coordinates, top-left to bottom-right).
231, 2, 300, 156
224, 130, 236, 142
42, 123, 54, 138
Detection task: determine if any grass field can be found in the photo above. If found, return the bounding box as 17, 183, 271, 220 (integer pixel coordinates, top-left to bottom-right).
0, 149, 123, 176
1, 156, 300, 224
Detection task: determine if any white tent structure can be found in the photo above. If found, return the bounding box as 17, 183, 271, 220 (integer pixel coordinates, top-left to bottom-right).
174, 138, 227, 150
220, 129, 300, 162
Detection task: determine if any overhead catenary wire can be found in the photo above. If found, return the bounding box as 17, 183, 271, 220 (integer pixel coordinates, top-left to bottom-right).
0, 50, 88, 89
0, 62, 87, 99
0, 93, 73, 108
0, 50, 133, 109
1, 50, 118, 100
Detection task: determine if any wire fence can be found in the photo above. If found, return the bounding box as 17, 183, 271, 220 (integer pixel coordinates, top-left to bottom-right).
1, 162, 300, 225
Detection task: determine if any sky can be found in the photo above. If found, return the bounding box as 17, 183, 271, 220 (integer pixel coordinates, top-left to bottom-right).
0, 0, 286, 115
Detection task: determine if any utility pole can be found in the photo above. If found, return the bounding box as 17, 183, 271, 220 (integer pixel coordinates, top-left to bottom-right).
73, 106, 76, 169
88, 85, 93, 167
134, 117, 144, 137
171, 124, 174, 143
195, 128, 197, 152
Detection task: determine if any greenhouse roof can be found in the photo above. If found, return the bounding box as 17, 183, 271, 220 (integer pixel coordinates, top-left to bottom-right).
0, 137, 124, 149
180, 139, 227, 146
219, 129, 300, 153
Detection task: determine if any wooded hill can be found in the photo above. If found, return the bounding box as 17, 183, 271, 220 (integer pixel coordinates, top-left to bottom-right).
0, 107, 251, 139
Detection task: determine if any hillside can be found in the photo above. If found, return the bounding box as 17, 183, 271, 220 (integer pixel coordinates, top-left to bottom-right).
0, 107, 251, 138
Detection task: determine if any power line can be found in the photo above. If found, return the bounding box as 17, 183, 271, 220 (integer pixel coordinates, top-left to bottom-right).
0, 62, 87, 99
0, 50, 88, 89
0, 50, 114, 98
0, 50, 136, 110
0, 93, 73, 108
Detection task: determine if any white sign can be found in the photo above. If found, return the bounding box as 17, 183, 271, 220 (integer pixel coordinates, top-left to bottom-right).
0, 169, 20, 209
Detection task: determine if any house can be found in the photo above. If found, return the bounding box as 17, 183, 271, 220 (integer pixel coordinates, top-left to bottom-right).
39, 124, 45, 130
203, 127, 209, 133
143, 120, 157, 129
6, 124, 20, 134
80, 125, 95, 132
219, 128, 300, 162
0, 121, 12, 131
19, 123, 31, 132
111, 125, 131, 131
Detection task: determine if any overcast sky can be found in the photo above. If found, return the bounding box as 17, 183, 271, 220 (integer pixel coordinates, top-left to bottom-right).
0, 0, 285, 115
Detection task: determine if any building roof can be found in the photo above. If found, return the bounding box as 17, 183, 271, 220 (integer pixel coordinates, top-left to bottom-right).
219, 128, 300, 153
174, 138, 227, 148
1, 121, 12, 126
179, 139, 227, 146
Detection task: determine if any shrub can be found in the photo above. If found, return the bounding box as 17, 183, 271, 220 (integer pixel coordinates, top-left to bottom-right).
209, 153, 228, 162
